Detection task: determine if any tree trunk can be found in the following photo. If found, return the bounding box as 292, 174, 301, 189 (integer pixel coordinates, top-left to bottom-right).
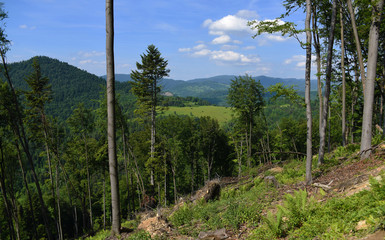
360, 0, 384, 159
0, 141, 16, 240
14, 141, 38, 239
84, 136, 93, 232
106, 0, 121, 234
122, 130, 132, 219
312, 4, 323, 136
305, 0, 313, 185
0, 50, 53, 240
103, 174, 106, 230
318, 0, 337, 165
347, 0, 367, 91
340, 7, 347, 146
171, 163, 177, 203
56, 164, 63, 240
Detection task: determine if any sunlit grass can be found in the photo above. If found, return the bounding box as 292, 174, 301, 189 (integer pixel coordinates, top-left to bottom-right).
161, 105, 234, 126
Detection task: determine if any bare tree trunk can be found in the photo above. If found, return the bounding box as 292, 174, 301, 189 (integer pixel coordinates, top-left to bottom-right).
347, 0, 367, 91
103, 175, 106, 230
0, 50, 52, 240
83, 136, 93, 232
312, 4, 323, 136
305, 0, 313, 185
318, 0, 337, 165
360, 0, 384, 159
106, 0, 121, 234
14, 141, 38, 239
340, 7, 347, 146
171, 162, 177, 203
56, 164, 63, 240
122, 130, 132, 219
0, 141, 16, 240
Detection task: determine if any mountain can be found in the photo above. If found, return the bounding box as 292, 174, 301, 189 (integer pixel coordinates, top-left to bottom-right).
106, 74, 317, 106
6, 56, 134, 120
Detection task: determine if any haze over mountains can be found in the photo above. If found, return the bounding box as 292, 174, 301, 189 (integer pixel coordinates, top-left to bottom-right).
7, 56, 316, 117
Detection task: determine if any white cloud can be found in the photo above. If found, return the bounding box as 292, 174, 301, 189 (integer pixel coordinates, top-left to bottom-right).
236, 10, 259, 19
243, 45, 256, 50
203, 14, 254, 36
191, 48, 260, 64
284, 55, 305, 65
79, 60, 93, 64
221, 45, 239, 50
178, 48, 191, 52
155, 22, 178, 32
265, 35, 288, 42
19, 24, 36, 30
233, 40, 243, 44
193, 44, 207, 50
193, 49, 211, 56
212, 35, 231, 44
78, 50, 105, 58
284, 55, 317, 69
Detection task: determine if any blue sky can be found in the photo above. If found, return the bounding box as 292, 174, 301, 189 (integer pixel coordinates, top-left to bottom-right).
3, 0, 310, 80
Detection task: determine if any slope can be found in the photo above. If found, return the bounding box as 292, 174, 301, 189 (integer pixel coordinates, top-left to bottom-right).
6, 56, 134, 120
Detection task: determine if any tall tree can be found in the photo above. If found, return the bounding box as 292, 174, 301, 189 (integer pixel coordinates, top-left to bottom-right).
106, 0, 120, 234
227, 75, 264, 166
305, 0, 313, 185
130, 44, 170, 185
340, 6, 347, 146
360, 0, 384, 159
346, 0, 366, 91
0, 5, 53, 239
318, 0, 337, 165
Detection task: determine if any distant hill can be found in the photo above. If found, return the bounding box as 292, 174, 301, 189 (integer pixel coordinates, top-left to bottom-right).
7, 56, 134, 120
105, 74, 317, 106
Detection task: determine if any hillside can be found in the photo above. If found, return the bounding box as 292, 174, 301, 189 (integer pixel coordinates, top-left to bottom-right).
93, 143, 385, 240
102, 74, 318, 106
7, 56, 134, 120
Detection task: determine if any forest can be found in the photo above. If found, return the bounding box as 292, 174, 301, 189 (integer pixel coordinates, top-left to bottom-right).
1, 0, 385, 239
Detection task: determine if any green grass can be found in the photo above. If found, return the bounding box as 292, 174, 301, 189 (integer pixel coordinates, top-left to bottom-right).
162, 106, 234, 126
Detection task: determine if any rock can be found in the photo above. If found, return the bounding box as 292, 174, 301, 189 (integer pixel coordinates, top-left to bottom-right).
269, 167, 283, 173
137, 216, 171, 238
264, 175, 280, 188
356, 220, 368, 231
198, 228, 228, 239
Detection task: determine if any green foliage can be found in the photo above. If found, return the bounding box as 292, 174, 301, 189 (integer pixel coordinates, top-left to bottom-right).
279, 189, 315, 229
126, 230, 152, 240
130, 44, 170, 117
264, 209, 285, 238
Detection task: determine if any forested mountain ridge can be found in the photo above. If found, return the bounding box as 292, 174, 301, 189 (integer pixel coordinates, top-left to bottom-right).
7, 56, 133, 120
102, 74, 317, 106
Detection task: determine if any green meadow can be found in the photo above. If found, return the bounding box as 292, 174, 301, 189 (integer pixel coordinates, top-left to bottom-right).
162, 105, 234, 126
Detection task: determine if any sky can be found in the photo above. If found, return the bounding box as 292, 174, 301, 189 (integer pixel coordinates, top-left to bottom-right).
2, 0, 310, 80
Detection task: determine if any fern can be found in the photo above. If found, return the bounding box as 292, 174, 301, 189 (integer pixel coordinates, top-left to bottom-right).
280, 189, 314, 229
264, 209, 285, 238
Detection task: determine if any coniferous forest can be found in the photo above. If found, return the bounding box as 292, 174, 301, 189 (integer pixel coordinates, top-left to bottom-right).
1, 0, 385, 239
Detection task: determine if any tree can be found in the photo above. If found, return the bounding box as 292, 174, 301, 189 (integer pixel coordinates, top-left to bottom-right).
0, 5, 53, 238
106, 0, 121, 234
318, 0, 337, 166
304, 0, 312, 185
227, 75, 264, 166
67, 103, 95, 233
130, 44, 170, 185
360, 0, 384, 159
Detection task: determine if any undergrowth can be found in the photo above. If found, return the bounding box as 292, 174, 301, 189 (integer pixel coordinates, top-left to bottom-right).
169, 178, 276, 236
250, 172, 385, 239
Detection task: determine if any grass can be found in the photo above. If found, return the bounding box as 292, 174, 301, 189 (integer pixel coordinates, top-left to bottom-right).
169, 144, 385, 240
161, 105, 233, 126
